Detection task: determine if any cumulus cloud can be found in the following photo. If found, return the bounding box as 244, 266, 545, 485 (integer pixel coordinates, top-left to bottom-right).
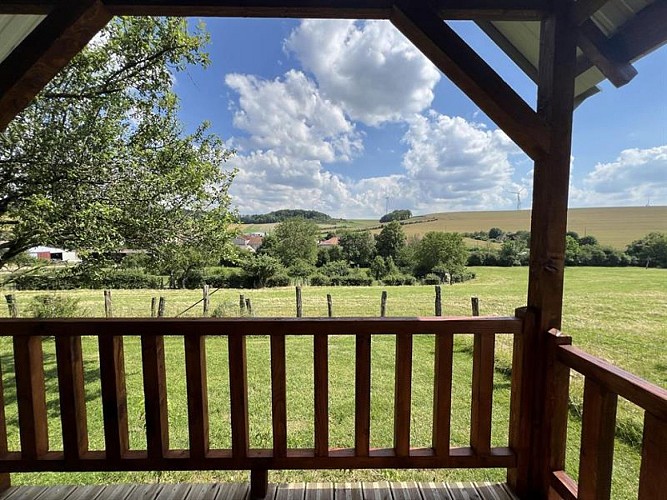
570, 146, 667, 206
284, 20, 441, 126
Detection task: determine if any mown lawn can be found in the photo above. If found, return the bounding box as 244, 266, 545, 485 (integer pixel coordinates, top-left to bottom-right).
0, 266, 664, 497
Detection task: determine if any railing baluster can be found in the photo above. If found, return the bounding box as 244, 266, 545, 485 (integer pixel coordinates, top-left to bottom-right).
355, 334, 371, 457
229, 335, 249, 458
470, 332, 495, 455
185, 334, 209, 458
394, 333, 413, 457
314, 333, 329, 457
13, 336, 48, 460
141, 334, 169, 458
638, 411, 667, 500
578, 378, 618, 500
98, 335, 129, 461
432, 333, 453, 456
55, 335, 88, 460
271, 335, 287, 457
0, 355, 8, 487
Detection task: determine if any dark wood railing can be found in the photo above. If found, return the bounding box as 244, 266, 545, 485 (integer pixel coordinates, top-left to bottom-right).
547, 329, 667, 500
0, 316, 521, 497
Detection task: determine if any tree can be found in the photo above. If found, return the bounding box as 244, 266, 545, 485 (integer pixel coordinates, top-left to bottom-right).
414, 232, 468, 276
626, 232, 667, 268
339, 231, 375, 267
243, 255, 285, 288
0, 17, 237, 278
272, 218, 319, 266
488, 227, 505, 240
375, 221, 406, 260
564, 235, 581, 265
380, 209, 412, 223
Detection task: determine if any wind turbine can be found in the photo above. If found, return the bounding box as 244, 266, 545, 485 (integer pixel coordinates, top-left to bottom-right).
507, 188, 526, 211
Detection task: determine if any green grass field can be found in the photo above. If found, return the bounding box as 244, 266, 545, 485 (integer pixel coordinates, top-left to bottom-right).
1, 267, 665, 496
242, 206, 667, 250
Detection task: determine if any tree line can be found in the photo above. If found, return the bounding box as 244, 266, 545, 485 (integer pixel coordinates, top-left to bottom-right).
240, 209, 333, 224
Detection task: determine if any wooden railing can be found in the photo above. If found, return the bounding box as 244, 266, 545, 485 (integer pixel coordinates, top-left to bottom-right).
547, 329, 667, 500
0, 316, 522, 497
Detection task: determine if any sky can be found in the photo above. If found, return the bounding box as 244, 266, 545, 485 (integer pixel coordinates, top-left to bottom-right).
173, 18, 667, 219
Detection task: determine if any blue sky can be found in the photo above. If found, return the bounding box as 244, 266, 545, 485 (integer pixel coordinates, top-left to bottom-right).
174, 18, 667, 218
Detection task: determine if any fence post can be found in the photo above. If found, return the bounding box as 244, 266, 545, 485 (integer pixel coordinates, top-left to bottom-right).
434, 286, 442, 316
240, 295, 245, 315
5, 295, 18, 318
151, 297, 157, 318
157, 297, 166, 318
104, 290, 113, 318
296, 286, 303, 318
245, 298, 253, 316
471, 297, 480, 316
380, 291, 387, 317
327, 294, 333, 318
202, 285, 210, 317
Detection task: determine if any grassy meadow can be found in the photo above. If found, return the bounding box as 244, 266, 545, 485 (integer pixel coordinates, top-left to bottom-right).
0, 267, 665, 496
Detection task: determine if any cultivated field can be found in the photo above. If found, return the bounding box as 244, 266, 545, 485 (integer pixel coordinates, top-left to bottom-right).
242, 206, 667, 250
1, 267, 665, 497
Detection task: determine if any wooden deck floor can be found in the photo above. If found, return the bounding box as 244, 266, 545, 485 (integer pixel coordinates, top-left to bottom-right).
0, 481, 518, 500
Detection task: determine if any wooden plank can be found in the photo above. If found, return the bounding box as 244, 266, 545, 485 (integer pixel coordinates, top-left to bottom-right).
314, 334, 329, 457
393, 333, 412, 457
354, 334, 371, 457
418, 482, 453, 500
0, 1, 111, 131
55, 335, 88, 460
557, 344, 667, 421
578, 378, 618, 500
390, 2, 549, 162
572, 0, 610, 25
0, 354, 9, 491
638, 412, 667, 500
97, 335, 129, 461
229, 335, 249, 458
271, 335, 287, 458
578, 20, 637, 87
12, 336, 48, 460
432, 334, 453, 456
470, 333, 495, 455
0, 317, 523, 338
304, 482, 333, 500
219, 482, 250, 500
473, 482, 515, 500
141, 334, 169, 458
334, 482, 363, 500
391, 481, 421, 500
550, 471, 578, 500
184, 334, 209, 458
361, 482, 391, 500
275, 483, 304, 500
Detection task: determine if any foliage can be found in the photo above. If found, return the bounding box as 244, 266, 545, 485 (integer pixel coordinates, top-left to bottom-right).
0, 17, 237, 280
382, 274, 417, 286
242, 255, 285, 288
579, 235, 599, 246
271, 218, 319, 266
240, 209, 332, 224
28, 294, 82, 318
266, 274, 291, 287
320, 260, 351, 277
413, 232, 468, 276
287, 259, 315, 280
14, 268, 162, 290
422, 273, 441, 285
316, 245, 344, 266
488, 227, 504, 240
375, 221, 406, 260
339, 231, 375, 267
626, 232, 667, 268
498, 239, 529, 266
370, 255, 388, 280
379, 209, 412, 223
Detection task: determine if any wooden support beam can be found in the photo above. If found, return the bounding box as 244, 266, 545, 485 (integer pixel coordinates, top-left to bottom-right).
578, 20, 637, 87
0, 1, 111, 131
577, 0, 667, 78
572, 0, 610, 26
391, 2, 549, 161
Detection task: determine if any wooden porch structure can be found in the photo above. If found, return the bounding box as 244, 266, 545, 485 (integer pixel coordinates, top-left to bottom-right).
0, 1, 666, 499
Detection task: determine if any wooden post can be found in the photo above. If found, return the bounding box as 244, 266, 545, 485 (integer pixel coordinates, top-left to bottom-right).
509, 3, 578, 497
104, 290, 113, 318
5, 295, 18, 318
326, 294, 333, 318
240, 294, 245, 315
202, 285, 210, 317
295, 286, 303, 318
150, 297, 157, 318
250, 469, 268, 499
434, 286, 442, 316
157, 297, 166, 318
246, 298, 252, 316
380, 291, 387, 317
471, 297, 480, 316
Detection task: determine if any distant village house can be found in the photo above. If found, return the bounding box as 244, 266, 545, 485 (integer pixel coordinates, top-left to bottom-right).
27, 246, 80, 263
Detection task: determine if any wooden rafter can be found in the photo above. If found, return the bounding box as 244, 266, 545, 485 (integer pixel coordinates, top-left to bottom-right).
578, 20, 637, 87
0, 1, 112, 130
0, 0, 551, 19
571, 0, 610, 26
577, 0, 667, 78
390, 2, 549, 161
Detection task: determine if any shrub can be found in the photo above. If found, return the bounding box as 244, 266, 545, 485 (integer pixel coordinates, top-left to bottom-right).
309, 274, 331, 286
450, 271, 476, 283
320, 260, 351, 277
422, 273, 441, 285
101, 270, 163, 289
266, 274, 290, 287
331, 275, 373, 286
29, 294, 82, 318
179, 268, 205, 289
383, 274, 417, 286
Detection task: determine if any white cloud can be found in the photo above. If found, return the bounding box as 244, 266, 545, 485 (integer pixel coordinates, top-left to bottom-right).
225, 70, 362, 162
570, 146, 667, 206
285, 20, 441, 126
